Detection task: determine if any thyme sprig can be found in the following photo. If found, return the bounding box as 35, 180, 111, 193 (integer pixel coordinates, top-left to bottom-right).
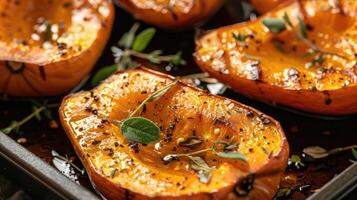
263, 12, 347, 63
303, 144, 357, 159
163, 141, 246, 184
91, 23, 186, 86
1, 101, 58, 134
113, 80, 178, 144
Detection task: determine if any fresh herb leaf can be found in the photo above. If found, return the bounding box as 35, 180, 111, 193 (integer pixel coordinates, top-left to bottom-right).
188, 156, 213, 184
119, 117, 160, 144
262, 18, 286, 33
303, 145, 357, 159
306, 55, 324, 68
288, 154, 305, 169
352, 148, 357, 160
178, 137, 203, 148
298, 17, 308, 38
232, 33, 249, 43
275, 188, 292, 199
283, 12, 293, 28
303, 146, 328, 159
119, 23, 140, 49
113, 81, 178, 144
129, 80, 178, 117
91, 65, 118, 86
132, 28, 156, 52
303, 50, 318, 58
217, 152, 247, 160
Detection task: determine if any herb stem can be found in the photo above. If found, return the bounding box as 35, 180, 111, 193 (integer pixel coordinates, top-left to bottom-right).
329, 144, 357, 155
1, 103, 58, 134
165, 148, 214, 159
128, 80, 178, 118
125, 49, 179, 63
294, 30, 348, 60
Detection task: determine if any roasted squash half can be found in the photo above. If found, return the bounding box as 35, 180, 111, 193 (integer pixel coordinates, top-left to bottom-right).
117, 0, 225, 28
60, 67, 289, 199
0, 0, 114, 96
250, 0, 287, 13
195, 0, 357, 115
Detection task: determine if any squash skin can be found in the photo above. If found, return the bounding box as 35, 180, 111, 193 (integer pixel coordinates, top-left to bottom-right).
0, 0, 114, 96
195, 0, 357, 116
116, 0, 225, 28
59, 67, 289, 200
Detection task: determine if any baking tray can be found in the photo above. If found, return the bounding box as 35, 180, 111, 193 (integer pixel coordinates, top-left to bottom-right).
0, 1, 356, 199
0, 132, 99, 200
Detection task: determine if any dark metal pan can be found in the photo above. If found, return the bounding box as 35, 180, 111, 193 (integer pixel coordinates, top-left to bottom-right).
0, 132, 99, 200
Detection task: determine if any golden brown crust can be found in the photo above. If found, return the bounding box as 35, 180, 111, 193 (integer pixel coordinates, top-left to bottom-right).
0, 0, 114, 96
60, 66, 289, 200
117, 0, 225, 28
195, 0, 357, 115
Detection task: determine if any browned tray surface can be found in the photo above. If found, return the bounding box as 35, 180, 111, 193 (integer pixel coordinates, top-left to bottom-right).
1, 2, 356, 199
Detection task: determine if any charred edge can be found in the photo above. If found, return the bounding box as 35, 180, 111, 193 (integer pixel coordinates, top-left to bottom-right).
323, 91, 332, 105
124, 189, 130, 200
39, 65, 46, 81
234, 174, 255, 197
5, 61, 25, 73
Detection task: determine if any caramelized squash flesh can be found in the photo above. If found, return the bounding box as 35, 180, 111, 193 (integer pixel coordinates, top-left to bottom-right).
195, 0, 357, 115
117, 0, 225, 28
0, 0, 114, 96
60, 67, 289, 199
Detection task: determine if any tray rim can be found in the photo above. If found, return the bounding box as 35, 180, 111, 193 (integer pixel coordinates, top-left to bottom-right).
0, 132, 99, 200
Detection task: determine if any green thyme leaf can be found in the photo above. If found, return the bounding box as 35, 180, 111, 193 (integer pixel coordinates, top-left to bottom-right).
306, 55, 324, 68
283, 12, 293, 28
188, 156, 213, 184
32, 105, 42, 121
232, 33, 248, 43
132, 28, 156, 52
178, 137, 203, 148
119, 23, 140, 49
352, 148, 357, 160
275, 188, 292, 199
91, 65, 119, 86
262, 18, 286, 33
303, 146, 328, 159
148, 80, 178, 102
217, 152, 247, 161
129, 80, 178, 117
119, 117, 160, 144
298, 17, 308, 38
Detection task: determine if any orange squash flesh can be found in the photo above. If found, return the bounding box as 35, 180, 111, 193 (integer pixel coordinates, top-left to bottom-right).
117, 0, 225, 28
195, 0, 357, 116
60, 67, 289, 199
0, 0, 114, 96
250, 0, 287, 13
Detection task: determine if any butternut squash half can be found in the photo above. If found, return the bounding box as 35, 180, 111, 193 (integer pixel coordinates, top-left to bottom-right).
117, 0, 225, 28
195, 0, 357, 115
0, 0, 114, 96
59, 67, 289, 199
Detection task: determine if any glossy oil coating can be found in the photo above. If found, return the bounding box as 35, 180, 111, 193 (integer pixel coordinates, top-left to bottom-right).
60, 67, 289, 200
250, 0, 287, 13
117, 0, 225, 28
0, 0, 114, 96
195, 0, 357, 115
